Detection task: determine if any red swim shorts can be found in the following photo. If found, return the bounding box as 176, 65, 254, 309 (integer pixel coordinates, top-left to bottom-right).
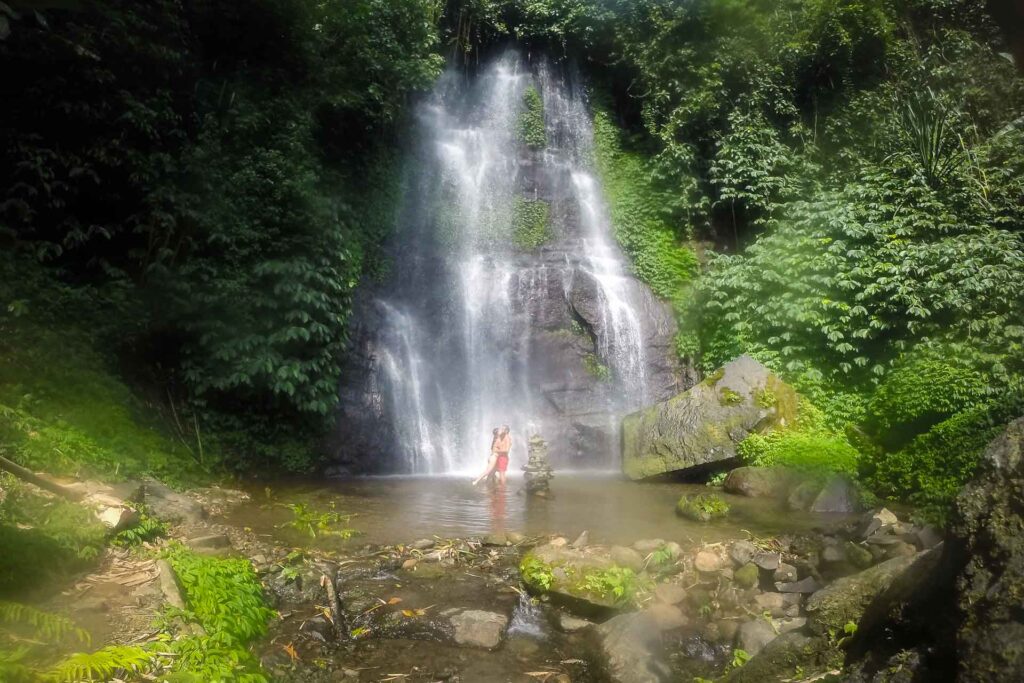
495, 453, 509, 472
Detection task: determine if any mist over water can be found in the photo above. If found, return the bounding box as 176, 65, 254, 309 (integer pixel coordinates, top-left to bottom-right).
368, 51, 678, 474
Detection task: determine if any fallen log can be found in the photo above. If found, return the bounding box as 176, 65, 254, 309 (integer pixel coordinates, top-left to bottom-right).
0, 454, 84, 501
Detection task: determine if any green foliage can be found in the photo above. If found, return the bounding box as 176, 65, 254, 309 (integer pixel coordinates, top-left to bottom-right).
738, 400, 860, 474
591, 106, 699, 305
0, 0, 444, 471
48, 645, 154, 683
577, 566, 638, 604
162, 544, 274, 681
582, 353, 612, 381
862, 396, 1024, 523
866, 355, 991, 447
0, 258, 208, 484
164, 545, 273, 644
112, 514, 168, 548
279, 502, 359, 539
0, 475, 106, 595
518, 85, 548, 149
676, 493, 730, 522
719, 387, 743, 406
0, 602, 89, 647
519, 555, 554, 592
512, 197, 552, 248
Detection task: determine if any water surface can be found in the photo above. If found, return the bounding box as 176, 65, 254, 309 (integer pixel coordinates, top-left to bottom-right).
233, 474, 844, 548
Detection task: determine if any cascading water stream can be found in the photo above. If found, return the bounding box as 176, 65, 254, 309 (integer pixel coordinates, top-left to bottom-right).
349, 51, 680, 474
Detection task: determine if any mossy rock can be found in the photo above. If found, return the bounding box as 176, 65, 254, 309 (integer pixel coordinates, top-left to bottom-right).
675, 493, 730, 522
805, 554, 919, 636
622, 356, 800, 480
520, 544, 642, 617
734, 562, 759, 589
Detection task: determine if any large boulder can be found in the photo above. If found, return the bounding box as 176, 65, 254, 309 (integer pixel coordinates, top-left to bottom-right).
804, 553, 920, 635
950, 416, 1024, 681
622, 356, 798, 479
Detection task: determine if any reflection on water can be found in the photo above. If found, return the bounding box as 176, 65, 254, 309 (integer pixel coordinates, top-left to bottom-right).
231, 475, 846, 548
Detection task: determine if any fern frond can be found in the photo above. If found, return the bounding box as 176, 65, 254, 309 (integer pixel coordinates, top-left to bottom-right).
47, 645, 153, 683
0, 602, 89, 646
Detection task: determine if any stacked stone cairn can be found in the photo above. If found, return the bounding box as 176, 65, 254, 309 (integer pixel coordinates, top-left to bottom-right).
523, 434, 554, 496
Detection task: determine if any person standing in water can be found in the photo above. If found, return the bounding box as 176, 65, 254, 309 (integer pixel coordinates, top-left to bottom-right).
473, 427, 501, 486
493, 425, 512, 485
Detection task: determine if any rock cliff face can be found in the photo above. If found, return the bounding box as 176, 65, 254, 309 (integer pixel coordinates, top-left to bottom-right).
329, 54, 688, 474
621, 355, 796, 480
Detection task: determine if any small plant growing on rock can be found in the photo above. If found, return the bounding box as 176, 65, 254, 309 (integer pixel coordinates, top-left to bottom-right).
582, 353, 612, 381
519, 555, 554, 592
578, 566, 638, 604
280, 501, 359, 539
676, 493, 730, 522
719, 387, 744, 405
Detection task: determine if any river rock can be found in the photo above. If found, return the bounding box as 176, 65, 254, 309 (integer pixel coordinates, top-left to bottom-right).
450, 610, 508, 649
805, 553, 919, 635
752, 551, 780, 571
571, 530, 589, 548
808, 475, 861, 513
645, 603, 687, 631
724, 466, 797, 499
785, 480, 822, 511
753, 592, 785, 616
559, 614, 593, 632
694, 550, 723, 573
633, 538, 667, 554
730, 540, 757, 566
610, 546, 645, 572
654, 582, 686, 605
738, 618, 778, 656
187, 534, 231, 550
142, 478, 206, 524
725, 632, 830, 682
597, 612, 672, 683
775, 576, 821, 594
410, 538, 435, 550
621, 356, 798, 479
772, 563, 797, 583
521, 543, 620, 613
734, 563, 759, 589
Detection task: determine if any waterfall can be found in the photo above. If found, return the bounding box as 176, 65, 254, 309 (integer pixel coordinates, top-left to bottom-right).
344, 51, 680, 474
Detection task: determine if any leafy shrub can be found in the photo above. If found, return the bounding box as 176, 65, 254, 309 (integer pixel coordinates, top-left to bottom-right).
739, 429, 860, 475
512, 197, 552, 248
676, 493, 730, 522
163, 544, 274, 681
866, 356, 991, 447
862, 396, 1024, 523
518, 85, 547, 149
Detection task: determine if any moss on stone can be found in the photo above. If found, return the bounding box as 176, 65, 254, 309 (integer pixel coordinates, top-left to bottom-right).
733, 562, 759, 589
517, 85, 547, 150
720, 387, 744, 406
582, 352, 612, 382
512, 196, 552, 249
676, 493, 730, 522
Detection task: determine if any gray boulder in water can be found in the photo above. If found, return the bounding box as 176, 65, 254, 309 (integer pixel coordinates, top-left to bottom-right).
621, 355, 797, 479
